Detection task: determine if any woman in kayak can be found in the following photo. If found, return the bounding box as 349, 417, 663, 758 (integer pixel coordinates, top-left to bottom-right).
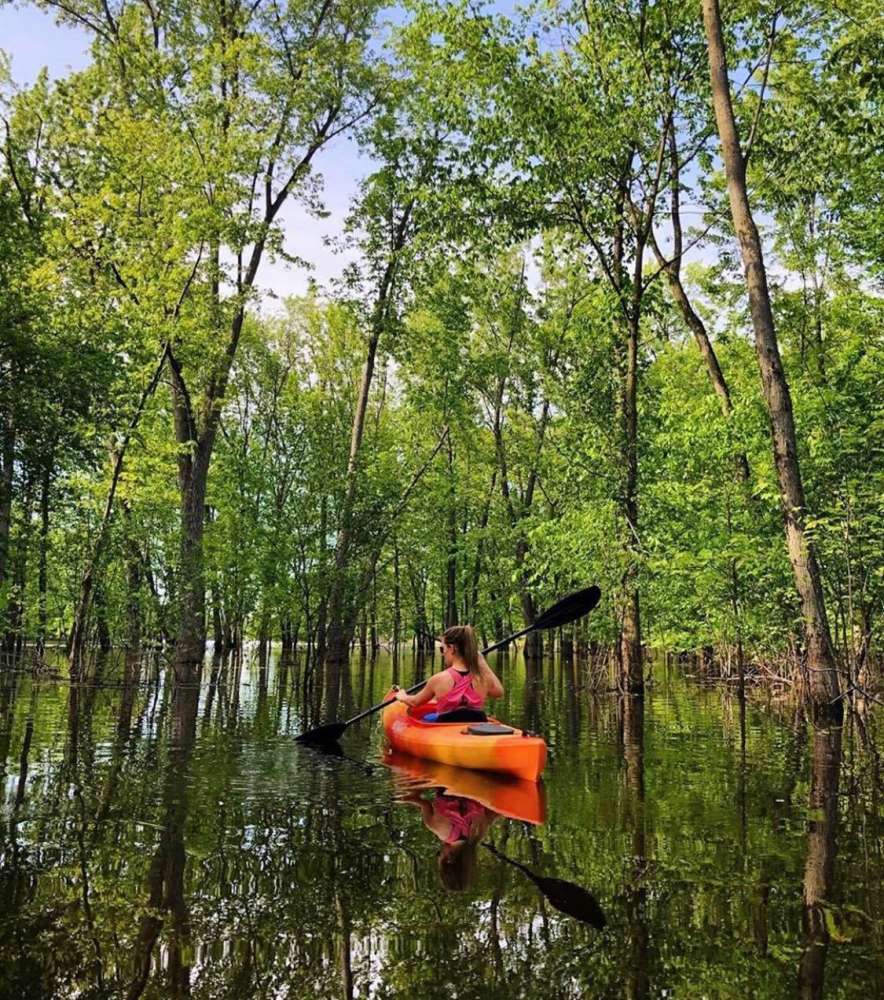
393, 624, 503, 721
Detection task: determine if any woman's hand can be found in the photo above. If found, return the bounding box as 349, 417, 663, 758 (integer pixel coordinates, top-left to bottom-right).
394, 688, 410, 704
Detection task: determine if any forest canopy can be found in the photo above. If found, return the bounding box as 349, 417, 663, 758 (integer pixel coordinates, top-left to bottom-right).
1, 0, 881, 706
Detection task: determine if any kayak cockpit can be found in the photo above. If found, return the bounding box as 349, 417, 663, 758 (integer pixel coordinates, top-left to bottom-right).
407, 704, 488, 725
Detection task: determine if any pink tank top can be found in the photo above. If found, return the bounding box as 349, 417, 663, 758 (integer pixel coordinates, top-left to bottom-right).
433, 794, 487, 843
435, 667, 485, 715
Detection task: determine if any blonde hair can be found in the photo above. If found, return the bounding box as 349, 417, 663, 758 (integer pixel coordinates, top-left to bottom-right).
441, 625, 480, 675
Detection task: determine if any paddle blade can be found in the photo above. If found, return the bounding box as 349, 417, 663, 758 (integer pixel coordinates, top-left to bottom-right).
534, 585, 601, 631
533, 874, 607, 929
295, 721, 348, 745
484, 842, 606, 929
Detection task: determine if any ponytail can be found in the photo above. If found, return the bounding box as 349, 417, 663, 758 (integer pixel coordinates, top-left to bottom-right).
442, 625, 480, 675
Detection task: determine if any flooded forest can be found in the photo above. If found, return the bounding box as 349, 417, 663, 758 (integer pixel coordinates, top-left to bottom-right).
1, 0, 882, 997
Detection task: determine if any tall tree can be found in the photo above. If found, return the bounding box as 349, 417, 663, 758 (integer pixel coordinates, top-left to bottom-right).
31, 0, 383, 685
702, 0, 841, 716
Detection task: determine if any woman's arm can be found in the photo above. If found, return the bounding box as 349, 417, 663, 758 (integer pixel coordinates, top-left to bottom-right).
394, 676, 439, 707
478, 655, 504, 698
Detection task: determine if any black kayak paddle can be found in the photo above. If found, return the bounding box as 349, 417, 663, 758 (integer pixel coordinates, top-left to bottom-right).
483, 842, 607, 928
296, 584, 601, 745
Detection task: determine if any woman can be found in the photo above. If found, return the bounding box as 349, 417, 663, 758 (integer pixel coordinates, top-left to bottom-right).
393, 624, 504, 721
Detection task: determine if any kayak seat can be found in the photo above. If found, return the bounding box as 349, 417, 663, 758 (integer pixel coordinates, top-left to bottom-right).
465, 722, 515, 736
435, 708, 488, 723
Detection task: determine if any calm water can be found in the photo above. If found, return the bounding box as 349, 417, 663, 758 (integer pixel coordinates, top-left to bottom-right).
1, 650, 881, 999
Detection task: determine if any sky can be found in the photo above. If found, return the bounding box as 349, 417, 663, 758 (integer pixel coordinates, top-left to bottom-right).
0, 3, 372, 304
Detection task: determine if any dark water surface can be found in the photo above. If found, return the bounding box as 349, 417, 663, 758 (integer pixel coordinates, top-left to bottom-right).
1, 650, 881, 999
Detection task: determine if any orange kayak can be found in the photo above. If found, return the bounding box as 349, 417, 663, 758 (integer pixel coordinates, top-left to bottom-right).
383, 749, 546, 824
381, 690, 547, 782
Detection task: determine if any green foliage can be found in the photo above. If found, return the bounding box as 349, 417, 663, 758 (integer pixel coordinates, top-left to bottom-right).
0, 0, 881, 673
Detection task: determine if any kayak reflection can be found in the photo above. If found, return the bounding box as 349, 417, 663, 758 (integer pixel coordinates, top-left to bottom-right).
383, 748, 546, 824
384, 749, 546, 892
384, 750, 605, 926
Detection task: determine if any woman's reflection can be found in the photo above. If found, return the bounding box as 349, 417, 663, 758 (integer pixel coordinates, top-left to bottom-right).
386, 751, 545, 891
399, 788, 498, 890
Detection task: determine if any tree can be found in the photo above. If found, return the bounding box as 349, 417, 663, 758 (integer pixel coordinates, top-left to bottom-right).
29, 0, 384, 687
702, 0, 841, 716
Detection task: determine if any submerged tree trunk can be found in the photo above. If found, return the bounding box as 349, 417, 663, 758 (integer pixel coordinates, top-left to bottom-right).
125, 544, 142, 655
325, 202, 414, 671
469, 470, 497, 623
0, 415, 14, 603
36, 462, 51, 655
488, 276, 549, 661
69, 348, 168, 675
392, 542, 401, 682
171, 434, 211, 686
324, 321, 383, 669
703, 0, 841, 718
619, 304, 643, 693
445, 436, 457, 629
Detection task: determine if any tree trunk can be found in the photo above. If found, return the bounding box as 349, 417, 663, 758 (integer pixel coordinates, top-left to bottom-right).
703, 0, 841, 717
212, 590, 223, 651
490, 323, 545, 661
469, 470, 497, 623
445, 436, 457, 628
618, 295, 643, 694
69, 348, 168, 675
36, 463, 51, 655
0, 415, 15, 612
392, 541, 401, 682
172, 444, 210, 684
652, 125, 752, 485
124, 512, 142, 655
93, 584, 112, 653
325, 321, 383, 669
325, 204, 413, 672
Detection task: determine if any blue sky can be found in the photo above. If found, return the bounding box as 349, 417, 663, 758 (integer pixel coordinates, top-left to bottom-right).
1, 3, 371, 302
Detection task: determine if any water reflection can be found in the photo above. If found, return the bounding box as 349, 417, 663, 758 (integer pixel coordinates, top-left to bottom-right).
620, 694, 648, 1000
0, 650, 881, 998
386, 750, 545, 892
798, 722, 842, 999
132, 687, 197, 998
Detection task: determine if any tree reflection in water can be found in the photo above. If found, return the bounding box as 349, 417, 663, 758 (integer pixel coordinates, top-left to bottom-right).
128, 685, 198, 1000
0, 651, 881, 998
798, 721, 842, 1000
620, 694, 648, 1000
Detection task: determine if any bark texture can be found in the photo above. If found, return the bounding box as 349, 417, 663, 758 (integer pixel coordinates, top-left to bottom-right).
703, 0, 840, 716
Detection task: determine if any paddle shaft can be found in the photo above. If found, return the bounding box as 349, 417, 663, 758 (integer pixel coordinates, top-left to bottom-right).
339, 626, 535, 729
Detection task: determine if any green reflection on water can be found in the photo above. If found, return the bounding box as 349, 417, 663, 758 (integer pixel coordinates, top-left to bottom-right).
0, 650, 881, 999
